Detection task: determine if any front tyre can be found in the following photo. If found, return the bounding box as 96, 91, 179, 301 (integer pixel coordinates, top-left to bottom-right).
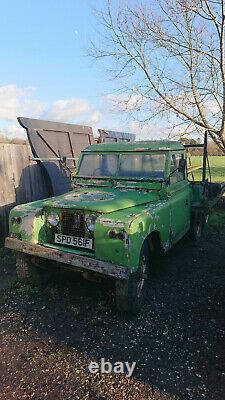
16, 252, 50, 285
115, 242, 149, 314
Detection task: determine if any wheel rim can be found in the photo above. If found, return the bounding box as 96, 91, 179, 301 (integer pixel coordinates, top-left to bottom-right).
137, 254, 147, 298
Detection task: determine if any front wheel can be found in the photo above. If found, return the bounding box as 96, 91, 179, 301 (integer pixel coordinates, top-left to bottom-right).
115, 242, 149, 313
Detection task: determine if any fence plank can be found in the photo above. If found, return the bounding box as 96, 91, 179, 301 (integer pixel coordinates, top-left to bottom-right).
0, 143, 51, 243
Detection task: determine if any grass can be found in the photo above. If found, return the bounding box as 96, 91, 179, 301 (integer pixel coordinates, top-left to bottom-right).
208, 206, 225, 234
188, 155, 225, 183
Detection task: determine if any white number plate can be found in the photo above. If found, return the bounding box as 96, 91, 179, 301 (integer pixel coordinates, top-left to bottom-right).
54, 234, 93, 249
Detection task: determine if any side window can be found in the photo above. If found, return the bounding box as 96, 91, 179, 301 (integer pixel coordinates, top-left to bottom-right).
170, 153, 185, 184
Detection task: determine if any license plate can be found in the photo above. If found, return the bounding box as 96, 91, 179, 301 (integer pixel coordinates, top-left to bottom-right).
54, 234, 93, 249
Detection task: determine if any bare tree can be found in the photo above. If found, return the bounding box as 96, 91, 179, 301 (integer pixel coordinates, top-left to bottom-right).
91, 0, 225, 152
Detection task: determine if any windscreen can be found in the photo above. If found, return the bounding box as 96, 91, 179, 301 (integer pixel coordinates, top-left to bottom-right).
119, 154, 165, 179
78, 154, 118, 177
77, 153, 166, 180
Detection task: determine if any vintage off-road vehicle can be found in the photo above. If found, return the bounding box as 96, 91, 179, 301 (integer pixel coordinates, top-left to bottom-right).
5, 139, 224, 312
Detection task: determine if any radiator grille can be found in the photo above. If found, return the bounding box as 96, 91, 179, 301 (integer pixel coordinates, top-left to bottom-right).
61, 211, 85, 237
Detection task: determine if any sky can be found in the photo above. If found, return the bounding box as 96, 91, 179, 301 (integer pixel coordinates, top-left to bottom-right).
0, 0, 164, 140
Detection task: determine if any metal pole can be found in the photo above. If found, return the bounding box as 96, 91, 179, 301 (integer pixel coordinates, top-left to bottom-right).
202, 131, 208, 182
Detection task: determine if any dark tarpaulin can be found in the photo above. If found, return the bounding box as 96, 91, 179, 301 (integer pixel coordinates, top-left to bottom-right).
18, 117, 94, 195
98, 129, 135, 143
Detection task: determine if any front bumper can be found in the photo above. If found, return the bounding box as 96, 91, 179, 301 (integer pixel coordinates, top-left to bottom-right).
5, 237, 129, 280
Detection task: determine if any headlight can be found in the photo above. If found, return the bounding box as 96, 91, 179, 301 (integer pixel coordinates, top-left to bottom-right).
85, 214, 98, 232
47, 212, 60, 227
11, 216, 22, 224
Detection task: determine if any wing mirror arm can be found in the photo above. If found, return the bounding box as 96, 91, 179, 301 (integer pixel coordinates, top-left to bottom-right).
165, 159, 186, 185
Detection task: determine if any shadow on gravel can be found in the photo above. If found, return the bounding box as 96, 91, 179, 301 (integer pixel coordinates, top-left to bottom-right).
1, 210, 225, 400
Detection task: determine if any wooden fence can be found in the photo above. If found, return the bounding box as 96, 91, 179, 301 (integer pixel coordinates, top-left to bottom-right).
0, 143, 51, 242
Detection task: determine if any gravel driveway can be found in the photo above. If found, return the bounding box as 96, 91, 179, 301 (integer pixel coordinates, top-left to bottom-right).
0, 207, 224, 400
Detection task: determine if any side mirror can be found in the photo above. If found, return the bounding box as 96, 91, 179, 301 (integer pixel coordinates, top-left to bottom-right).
178, 158, 186, 173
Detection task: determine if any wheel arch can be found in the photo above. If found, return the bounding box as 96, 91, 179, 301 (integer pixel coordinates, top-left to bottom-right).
143, 230, 164, 256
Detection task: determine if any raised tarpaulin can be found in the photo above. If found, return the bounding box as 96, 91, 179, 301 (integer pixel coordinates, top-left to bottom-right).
18, 117, 94, 195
